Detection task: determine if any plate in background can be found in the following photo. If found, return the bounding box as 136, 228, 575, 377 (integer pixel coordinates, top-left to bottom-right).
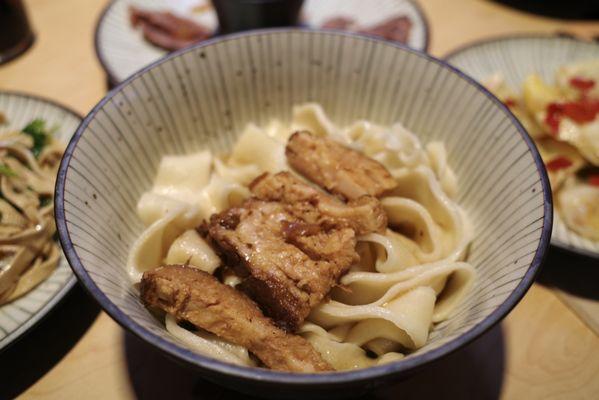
95, 0, 429, 85
0, 91, 81, 351
446, 35, 599, 259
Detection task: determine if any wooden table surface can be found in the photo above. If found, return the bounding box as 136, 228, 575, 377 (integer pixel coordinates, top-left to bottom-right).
1, 0, 599, 399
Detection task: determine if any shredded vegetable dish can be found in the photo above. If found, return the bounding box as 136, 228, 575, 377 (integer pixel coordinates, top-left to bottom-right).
0, 117, 65, 305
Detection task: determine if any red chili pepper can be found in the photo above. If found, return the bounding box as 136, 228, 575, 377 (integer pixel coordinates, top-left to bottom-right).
504, 98, 516, 108
562, 98, 599, 124
588, 174, 599, 187
569, 76, 595, 92
545, 103, 563, 135
544, 98, 599, 134
546, 156, 573, 171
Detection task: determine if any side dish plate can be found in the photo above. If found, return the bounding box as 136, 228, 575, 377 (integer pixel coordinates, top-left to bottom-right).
0, 91, 81, 352
445, 34, 599, 259
95, 0, 429, 85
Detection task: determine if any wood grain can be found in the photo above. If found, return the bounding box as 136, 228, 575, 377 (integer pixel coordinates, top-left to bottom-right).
1, 0, 598, 399
501, 285, 599, 399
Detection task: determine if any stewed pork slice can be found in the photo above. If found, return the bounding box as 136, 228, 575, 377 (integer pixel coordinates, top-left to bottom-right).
140, 265, 333, 372
285, 131, 398, 199
249, 171, 387, 235
129, 6, 211, 51
208, 200, 359, 331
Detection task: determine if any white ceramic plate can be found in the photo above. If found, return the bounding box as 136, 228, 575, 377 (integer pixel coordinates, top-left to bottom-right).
445, 35, 599, 259
0, 91, 81, 351
95, 0, 429, 85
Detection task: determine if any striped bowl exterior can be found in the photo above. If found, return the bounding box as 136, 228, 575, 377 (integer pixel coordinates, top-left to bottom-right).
446, 35, 599, 259
95, 0, 429, 85
0, 91, 81, 352
57, 30, 551, 395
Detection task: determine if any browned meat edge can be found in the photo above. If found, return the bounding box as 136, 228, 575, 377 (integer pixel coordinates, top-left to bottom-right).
286, 130, 398, 200
140, 265, 332, 372
208, 200, 358, 331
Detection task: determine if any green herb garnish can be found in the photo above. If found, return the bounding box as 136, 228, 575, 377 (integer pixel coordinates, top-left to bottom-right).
22, 119, 49, 158
0, 164, 17, 177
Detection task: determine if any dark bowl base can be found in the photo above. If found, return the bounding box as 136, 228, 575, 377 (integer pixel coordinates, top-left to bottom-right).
0, 33, 34, 65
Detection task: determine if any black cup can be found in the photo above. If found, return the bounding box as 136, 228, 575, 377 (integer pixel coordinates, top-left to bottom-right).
493, 0, 599, 19
212, 0, 304, 34
0, 0, 34, 65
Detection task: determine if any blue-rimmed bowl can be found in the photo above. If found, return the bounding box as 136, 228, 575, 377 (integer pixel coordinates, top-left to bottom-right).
56, 29, 551, 397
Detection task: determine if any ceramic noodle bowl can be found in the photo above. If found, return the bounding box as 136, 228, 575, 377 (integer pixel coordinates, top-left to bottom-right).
55, 30, 551, 398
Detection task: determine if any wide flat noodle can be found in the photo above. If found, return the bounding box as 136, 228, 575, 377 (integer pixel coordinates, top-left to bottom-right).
228, 123, 287, 173
426, 142, 458, 199
344, 286, 437, 349
137, 192, 190, 226
153, 151, 212, 197
331, 261, 475, 321
358, 230, 421, 273
214, 157, 260, 187
133, 152, 253, 283
291, 103, 337, 137
127, 205, 203, 282
165, 229, 221, 274
131, 103, 476, 370
384, 166, 471, 263
165, 314, 254, 367
298, 323, 404, 370
201, 174, 251, 216
348, 121, 428, 169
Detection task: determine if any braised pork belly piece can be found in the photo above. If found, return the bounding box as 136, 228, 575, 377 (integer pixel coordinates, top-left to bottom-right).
286, 131, 398, 200
207, 169, 391, 331
250, 171, 387, 235
140, 265, 332, 372
359, 16, 412, 44
130, 6, 211, 51
321, 15, 413, 44
208, 200, 359, 331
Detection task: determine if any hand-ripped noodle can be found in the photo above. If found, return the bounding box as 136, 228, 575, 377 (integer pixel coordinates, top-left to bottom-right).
130, 103, 476, 371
